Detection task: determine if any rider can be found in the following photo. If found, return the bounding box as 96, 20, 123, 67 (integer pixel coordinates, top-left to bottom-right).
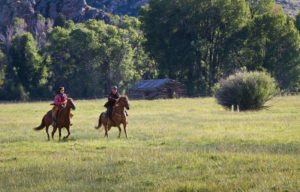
52, 86, 68, 127
104, 86, 120, 120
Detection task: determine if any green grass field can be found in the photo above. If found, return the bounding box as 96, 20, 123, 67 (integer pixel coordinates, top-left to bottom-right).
0, 96, 299, 192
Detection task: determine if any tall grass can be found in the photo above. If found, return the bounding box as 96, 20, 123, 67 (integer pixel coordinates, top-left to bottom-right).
0, 96, 299, 192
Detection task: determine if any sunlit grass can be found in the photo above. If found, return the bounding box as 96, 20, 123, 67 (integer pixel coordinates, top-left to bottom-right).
0, 96, 299, 191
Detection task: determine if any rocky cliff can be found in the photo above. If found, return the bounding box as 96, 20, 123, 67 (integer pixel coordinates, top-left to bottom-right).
0, 0, 299, 31
86, 0, 300, 16
86, 0, 148, 16
0, 0, 110, 31
276, 0, 300, 16
35, 0, 110, 22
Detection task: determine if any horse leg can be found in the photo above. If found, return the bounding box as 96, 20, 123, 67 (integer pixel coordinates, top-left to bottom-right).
123, 123, 128, 139
104, 125, 109, 138
117, 126, 121, 138
46, 126, 50, 141
63, 126, 71, 140
51, 126, 57, 140
58, 128, 62, 141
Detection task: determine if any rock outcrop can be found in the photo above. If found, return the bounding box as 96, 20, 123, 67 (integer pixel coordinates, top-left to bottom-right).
86, 0, 148, 16
0, 0, 110, 31
0, 0, 298, 32
276, 0, 300, 16
86, 0, 299, 17
35, 0, 110, 23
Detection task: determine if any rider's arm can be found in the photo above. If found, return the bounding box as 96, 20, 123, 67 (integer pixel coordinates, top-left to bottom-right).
108, 96, 117, 102
54, 95, 60, 105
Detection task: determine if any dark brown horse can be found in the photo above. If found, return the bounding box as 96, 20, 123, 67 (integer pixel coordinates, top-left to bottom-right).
95, 96, 130, 138
34, 98, 76, 140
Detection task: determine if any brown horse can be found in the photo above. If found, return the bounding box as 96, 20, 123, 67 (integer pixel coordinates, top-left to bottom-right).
34, 98, 76, 140
95, 96, 130, 138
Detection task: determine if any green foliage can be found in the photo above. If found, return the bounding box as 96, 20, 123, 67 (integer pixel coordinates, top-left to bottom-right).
234, 11, 300, 90
54, 13, 67, 27
0, 50, 5, 87
0, 80, 29, 101
141, 0, 300, 96
47, 19, 155, 98
0, 33, 46, 100
0, 16, 155, 100
9, 33, 47, 98
141, 0, 250, 96
12, 17, 27, 33
215, 71, 278, 110
1, 1, 300, 100
247, 0, 275, 17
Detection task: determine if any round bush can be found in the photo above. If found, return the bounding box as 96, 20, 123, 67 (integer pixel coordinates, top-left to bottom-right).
215, 71, 278, 111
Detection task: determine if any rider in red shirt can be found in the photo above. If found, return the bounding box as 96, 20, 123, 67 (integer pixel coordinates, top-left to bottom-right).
52, 87, 68, 127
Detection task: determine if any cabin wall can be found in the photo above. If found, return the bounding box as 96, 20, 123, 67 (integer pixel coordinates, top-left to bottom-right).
157, 83, 186, 99
129, 82, 186, 100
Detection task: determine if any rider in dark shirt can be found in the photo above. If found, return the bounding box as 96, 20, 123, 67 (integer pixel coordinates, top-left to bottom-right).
104, 86, 120, 120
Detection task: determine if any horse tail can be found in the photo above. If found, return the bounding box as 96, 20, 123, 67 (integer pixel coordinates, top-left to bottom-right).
34, 117, 46, 131
95, 113, 104, 129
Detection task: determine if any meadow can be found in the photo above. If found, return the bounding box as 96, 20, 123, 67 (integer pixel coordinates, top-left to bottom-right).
0, 96, 299, 192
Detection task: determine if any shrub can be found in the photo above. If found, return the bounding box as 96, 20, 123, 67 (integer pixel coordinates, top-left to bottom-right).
215, 71, 278, 111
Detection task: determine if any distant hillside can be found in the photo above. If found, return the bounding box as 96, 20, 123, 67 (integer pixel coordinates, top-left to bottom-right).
86, 0, 300, 16
0, 0, 110, 31
86, 0, 148, 16
0, 0, 298, 31
276, 0, 300, 16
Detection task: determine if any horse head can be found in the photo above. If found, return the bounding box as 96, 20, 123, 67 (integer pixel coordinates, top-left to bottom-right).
67, 98, 76, 110
117, 96, 130, 110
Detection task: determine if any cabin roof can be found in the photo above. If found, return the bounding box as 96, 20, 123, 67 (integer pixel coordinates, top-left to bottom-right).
130, 78, 177, 91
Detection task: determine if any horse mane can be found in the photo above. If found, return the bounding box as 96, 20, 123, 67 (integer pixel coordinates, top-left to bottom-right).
116, 95, 128, 105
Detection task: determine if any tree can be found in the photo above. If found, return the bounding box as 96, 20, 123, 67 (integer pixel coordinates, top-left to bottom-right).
113, 16, 157, 79
46, 19, 154, 98
0, 50, 5, 88
234, 11, 300, 89
247, 0, 275, 17
9, 33, 47, 98
141, 0, 250, 95
141, 0, 300, 95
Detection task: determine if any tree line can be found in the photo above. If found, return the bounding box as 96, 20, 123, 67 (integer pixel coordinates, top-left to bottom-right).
0, 15, 156, 100
141, 0, 300, 96
0, 0, 300, 100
